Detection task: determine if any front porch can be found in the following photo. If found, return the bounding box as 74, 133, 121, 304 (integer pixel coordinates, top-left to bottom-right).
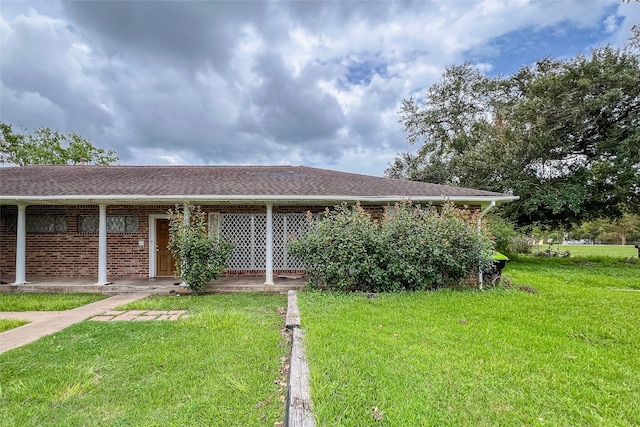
0, 276, 306, 295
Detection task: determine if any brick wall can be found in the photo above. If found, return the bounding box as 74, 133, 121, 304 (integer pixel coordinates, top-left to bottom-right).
0, 205, 155, 278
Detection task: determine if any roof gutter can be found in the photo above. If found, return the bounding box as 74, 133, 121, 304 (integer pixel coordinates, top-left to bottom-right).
0, 194, 520, 205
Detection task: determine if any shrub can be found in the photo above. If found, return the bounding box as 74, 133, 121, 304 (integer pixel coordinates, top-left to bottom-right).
487, 215, 517, 253
487, 215, 531, 255
168, 203, 234, 293
509, 236, 532, 254
288, 202, 494, 292
380, 202, 494, 290
287, 205, 386, 291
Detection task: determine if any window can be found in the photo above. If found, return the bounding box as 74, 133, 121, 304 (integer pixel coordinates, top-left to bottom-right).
28, 215, 67, 233
2, 215, 17, 234
4, 215, 68, 233
78, 215, 139, 233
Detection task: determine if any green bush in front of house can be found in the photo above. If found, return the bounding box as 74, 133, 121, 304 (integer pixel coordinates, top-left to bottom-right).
287, 205, 384, 291
288, 202, 494, 292
381, 202, 494, 290
168, 203, 234, 293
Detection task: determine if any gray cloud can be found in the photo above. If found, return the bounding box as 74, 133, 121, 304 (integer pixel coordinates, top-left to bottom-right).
243, 52, 346, 145
1, 0, 633, 175
62, 1, 268, 73
1, 10, 114, 133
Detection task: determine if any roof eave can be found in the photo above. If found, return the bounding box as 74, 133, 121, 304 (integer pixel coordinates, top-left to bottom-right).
0, 194, 519, 206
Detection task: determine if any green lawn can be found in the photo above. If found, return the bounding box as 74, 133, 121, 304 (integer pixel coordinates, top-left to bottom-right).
2, 255, 638, 426
0, 293, 106, 311
299, 257, 640, 426
0, 293, 288, 427
533, 244, 638, 258
0, 319, 28, 333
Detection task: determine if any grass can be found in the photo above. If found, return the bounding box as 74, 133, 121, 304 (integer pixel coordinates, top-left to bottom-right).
0, 293, 288, 427
507, 255, 640, 290
0, 319, 29, 333
0, 293, 107, 311
298, 256, 640, 426
532, 244, 637, 258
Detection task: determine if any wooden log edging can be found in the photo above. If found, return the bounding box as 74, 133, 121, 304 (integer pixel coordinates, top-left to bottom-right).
286, 289, 301, 328
285, 290, 315, 427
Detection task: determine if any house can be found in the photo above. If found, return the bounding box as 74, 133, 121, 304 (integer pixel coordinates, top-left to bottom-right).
0, 165, 517, 285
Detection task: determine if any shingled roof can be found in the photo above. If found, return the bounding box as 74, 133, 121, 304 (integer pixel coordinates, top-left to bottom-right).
0, 165, 517, 205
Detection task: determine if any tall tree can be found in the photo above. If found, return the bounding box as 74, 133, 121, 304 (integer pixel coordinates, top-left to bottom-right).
388, 46, 640, 228
0, 122, 119, 165
604, 214, 640, 245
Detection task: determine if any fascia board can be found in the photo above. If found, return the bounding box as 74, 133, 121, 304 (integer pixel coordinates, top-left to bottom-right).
0, 194, 519, 205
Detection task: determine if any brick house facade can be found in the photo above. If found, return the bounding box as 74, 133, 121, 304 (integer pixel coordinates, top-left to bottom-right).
0, 204, 331, 278
0, 165, 517, 284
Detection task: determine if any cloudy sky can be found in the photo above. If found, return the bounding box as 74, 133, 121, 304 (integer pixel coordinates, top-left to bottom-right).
1, 1, 638, 176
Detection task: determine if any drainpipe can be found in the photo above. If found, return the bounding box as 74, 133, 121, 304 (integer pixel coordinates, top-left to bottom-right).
477, 200, 496, 288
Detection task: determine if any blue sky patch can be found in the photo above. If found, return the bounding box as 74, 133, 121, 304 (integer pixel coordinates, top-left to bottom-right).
344, 57, 388, 86
472, 20, 611, 77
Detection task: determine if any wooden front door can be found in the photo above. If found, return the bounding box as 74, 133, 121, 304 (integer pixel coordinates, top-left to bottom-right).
156, 219, 176, 276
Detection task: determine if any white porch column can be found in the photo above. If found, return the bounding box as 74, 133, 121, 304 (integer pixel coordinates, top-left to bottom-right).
97, 204, 109, 285
265, 204, 274, 285
13, 204, 27, 285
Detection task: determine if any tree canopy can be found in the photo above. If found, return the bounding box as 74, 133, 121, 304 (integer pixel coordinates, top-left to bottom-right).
388, 46, 640, 228
569, 213, 640, 246
0, 122, 119, 166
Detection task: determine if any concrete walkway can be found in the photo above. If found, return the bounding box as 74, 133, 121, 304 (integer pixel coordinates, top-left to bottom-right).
0, 293, 153, 354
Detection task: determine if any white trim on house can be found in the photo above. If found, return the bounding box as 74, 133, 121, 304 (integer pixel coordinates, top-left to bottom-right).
96, 204, 109, 285
13, 204, 27, 285
265, 204, 274, 286
0, 194, 519, 206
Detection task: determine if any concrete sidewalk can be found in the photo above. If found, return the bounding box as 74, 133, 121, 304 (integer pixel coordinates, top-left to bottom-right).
0, 293, 153, 354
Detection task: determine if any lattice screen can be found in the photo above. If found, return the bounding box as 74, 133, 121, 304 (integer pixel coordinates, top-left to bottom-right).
220, 213, 307, 270
220, 214, 264, 270
273, 213, 307, 270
